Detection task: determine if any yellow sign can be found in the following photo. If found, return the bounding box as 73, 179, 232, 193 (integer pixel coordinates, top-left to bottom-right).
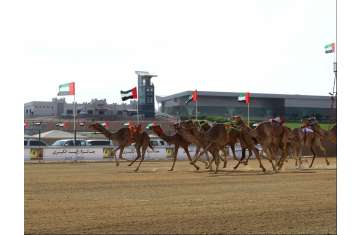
166, 147, 174, 158
30, 148, 43, 160
103, 147, 115, 159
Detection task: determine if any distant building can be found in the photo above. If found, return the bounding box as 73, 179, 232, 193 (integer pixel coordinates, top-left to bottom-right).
157, 91, 336, 121
24, 98, 137, 118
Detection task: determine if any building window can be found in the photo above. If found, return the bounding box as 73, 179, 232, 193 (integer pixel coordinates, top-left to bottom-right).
66, 110, 73, 115
88, 110, 93, 115
99, 111, 105, 115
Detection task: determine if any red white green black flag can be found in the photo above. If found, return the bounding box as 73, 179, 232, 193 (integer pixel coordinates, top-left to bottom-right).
121, 87, 137, 101
185, 90, 198, 104
58, 82, 75, 96
325, 43, 335, 54
238, 92, 250, 104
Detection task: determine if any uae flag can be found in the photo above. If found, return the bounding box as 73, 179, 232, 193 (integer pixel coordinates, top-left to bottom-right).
238, 92, 250, 104
101, 121, 110, 128
325, 43, 335, 54
58, 82, 75, 96
185, 90, 198, 104
121, 87, 137, 101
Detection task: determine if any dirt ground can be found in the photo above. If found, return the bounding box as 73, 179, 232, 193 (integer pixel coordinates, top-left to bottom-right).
25, 158, 336, 235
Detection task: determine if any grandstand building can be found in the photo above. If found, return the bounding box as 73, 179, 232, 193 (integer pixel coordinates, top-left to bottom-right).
157, 91, 336, 121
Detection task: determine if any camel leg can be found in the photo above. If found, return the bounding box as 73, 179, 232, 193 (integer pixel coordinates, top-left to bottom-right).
316, 138, 329, 166
193, 143, 213, 164
192, 146, 208, 167
294, 146, 298, 167
116, 147, 124, 167
244, 149, 253, 165
239, 148, 246, 162
253, 148, 266, 172
128, 146, 141, 166
234, 148, 249, 169
230, 145, 238, 161
277, 150, 287, 171
213, 150, 221, 174
135, 145, 147, 172
205, 151, 213, 171
264, 148, 278, 172
278, 144, 289, 171
184, 147, 199, 170
168, 145, 179, 171
222, 148, 228, 168
297, 146, 304, 169
309, 146, 316, 168
114, 146, 120, 166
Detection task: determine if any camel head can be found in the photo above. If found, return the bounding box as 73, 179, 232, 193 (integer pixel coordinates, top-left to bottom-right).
173, 122, 181, 131
89, 123, 102, 130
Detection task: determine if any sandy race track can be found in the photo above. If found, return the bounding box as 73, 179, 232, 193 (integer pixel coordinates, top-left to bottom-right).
25, 158, 336, 234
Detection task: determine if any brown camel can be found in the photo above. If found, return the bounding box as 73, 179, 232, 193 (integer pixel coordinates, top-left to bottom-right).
89, 123, 153, 171
193, 120, 236, 168
174, 120, 221, 171
287, 128, 306, 167
230, 116, 257, 164
291, 123, 337, 168
127, 124, 154, 171
249, 121, 291, 172
186, 122, 230, 173
186, 121, 267, 173
147, 122, 200, 171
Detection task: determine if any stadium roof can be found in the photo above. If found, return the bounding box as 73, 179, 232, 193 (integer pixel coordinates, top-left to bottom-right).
157, 91, 331, 101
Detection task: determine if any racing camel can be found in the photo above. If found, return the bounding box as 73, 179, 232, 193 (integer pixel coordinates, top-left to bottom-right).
89, 123, 153, 171
174, 120, 220, 171
291, 123, 337, 168
147, 122, 200, 171
183, 120, 267, 173
249, 120, 291, 172
230, 115, 256, 164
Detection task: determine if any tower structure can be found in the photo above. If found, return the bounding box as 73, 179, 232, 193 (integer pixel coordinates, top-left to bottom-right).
135, 71, 157, 118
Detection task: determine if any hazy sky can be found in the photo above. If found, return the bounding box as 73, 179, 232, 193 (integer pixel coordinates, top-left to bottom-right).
22, 0, 336, 104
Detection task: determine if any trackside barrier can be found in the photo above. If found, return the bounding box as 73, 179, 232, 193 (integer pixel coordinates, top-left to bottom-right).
24, 145, 249, 162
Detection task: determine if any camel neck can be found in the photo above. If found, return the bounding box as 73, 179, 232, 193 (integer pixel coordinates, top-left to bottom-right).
94, 125, 112, 139
153, 128, 173, 143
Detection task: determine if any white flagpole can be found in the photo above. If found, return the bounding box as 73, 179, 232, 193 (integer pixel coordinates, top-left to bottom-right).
247, 102, 250, 126
73, 93, 76, 144
195, 99, 198, 121
136, 89, 139, 124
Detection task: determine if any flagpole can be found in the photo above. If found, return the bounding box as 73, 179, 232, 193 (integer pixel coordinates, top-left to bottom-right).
195, 99, 198, 121
73, 93, 76, 144
247, 102, 250, 126
136, 92, 139, 124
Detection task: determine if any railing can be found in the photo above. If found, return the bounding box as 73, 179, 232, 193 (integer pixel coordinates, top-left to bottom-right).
24, 144, 246, 162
